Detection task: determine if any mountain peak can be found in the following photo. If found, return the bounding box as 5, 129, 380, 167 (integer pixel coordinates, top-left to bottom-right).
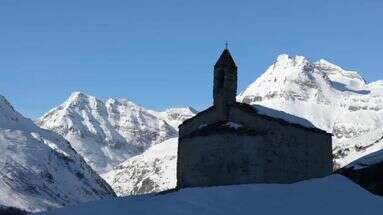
64, 91, 103, 110
275, 54, 309, 68
0, 94, 27, 129
38, 93, 179, 173
67, 91, 92, 102
0, 95, 15, 113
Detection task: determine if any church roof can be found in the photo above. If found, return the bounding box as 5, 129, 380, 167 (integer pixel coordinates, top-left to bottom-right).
214, 49, 237, 68
180, 102, 331, 138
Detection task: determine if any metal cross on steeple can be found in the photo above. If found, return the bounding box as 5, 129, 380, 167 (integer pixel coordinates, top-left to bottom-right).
225, 41, 229, 49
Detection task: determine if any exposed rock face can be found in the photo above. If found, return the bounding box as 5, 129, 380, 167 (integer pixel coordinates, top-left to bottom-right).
0, 95, 115, 213
103, 138, 178, 196
238, 55, 383, 168
37, 92, 179, 173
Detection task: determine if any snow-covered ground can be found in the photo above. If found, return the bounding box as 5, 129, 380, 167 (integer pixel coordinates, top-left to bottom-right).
0, 95, 115, 213
39, 175, 383, 215
37, 92, 195, 174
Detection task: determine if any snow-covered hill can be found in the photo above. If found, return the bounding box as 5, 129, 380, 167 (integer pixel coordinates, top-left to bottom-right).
0, 95, 115, 213
37, 92, 194, 173
238, 54, 383, 168
103, 138, 177, 196
38, 175, 383, 215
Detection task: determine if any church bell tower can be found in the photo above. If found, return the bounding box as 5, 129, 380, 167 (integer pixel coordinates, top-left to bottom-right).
213, 48, 238, 108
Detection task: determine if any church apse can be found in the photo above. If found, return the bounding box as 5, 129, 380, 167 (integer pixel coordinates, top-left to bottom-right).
176, 48, 333, 188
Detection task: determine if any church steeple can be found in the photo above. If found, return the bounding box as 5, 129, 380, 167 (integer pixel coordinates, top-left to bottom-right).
214, 49, 237, 68
213, 49, 238, 108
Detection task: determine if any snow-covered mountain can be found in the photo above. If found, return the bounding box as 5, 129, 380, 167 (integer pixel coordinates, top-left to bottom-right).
39, 175, 383, 215
103, 138, 177, 196
37, 92, 194, 173
0, 95, 115, 213
104, 55, 383, 197
237, 54, 383, 168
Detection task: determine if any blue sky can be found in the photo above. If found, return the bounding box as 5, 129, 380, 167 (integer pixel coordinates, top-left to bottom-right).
1, 0, 382, 118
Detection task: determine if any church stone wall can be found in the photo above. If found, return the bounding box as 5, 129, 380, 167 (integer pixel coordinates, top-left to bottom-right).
179, 107, 222, 137
177, 107, 332, 188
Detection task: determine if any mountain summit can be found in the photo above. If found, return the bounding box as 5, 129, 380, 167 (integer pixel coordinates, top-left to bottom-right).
37, 92, 194, 173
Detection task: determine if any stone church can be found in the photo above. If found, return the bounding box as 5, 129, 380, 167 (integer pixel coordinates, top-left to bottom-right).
177, 49, 333, 188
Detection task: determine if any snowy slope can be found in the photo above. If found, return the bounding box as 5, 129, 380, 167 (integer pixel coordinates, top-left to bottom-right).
157, 107, 198, 129
103, 138, 177, 196
37, 92, 194, 174
0, 95, 115, 213
39, 175, 383, 215
334, 128, 383, 168
237, 54, 383, 168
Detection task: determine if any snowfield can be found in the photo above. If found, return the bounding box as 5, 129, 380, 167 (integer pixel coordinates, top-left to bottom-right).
38, 175, 383, 215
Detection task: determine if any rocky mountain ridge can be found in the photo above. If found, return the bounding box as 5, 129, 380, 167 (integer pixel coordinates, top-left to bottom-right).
37, 92, 195, 173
